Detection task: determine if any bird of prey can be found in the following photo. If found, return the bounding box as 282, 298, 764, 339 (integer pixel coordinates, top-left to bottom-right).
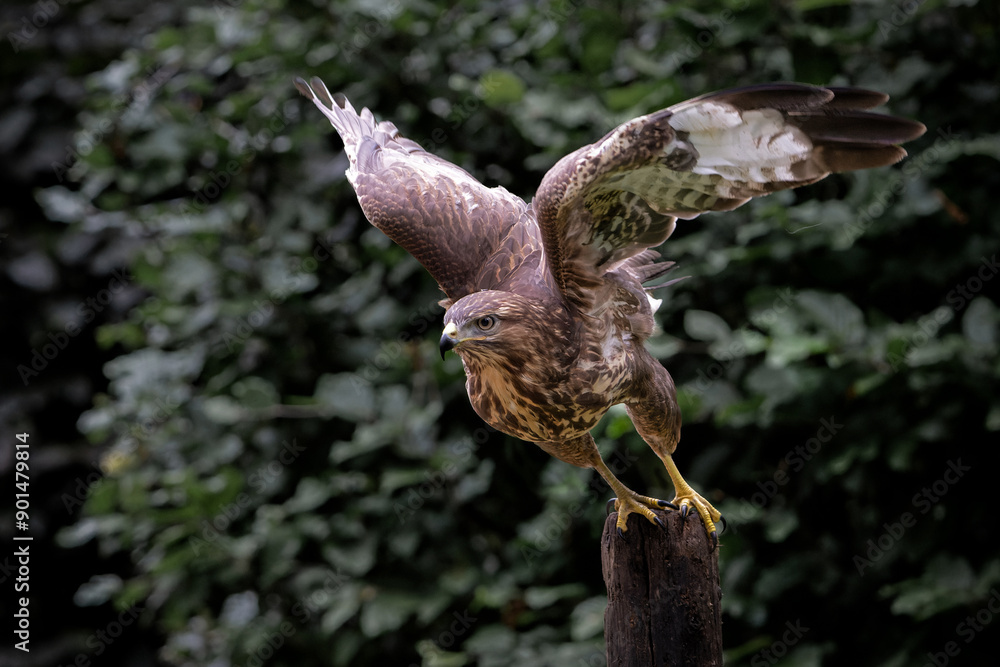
295, 76, 925, 546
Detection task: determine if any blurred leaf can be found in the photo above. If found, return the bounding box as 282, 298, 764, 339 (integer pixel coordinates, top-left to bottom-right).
454, 459, 494, 502
323, 536, 377, 577
524, 583, 587, 609
360, 590, 423, 637
603, 81, 662, 111
763, 508, 799, 543
796, 290, 866, 345
465, 624, 517, 654
284, 477, 332, 513
685, 309, 732, 342
570, 596, 606, 641
315, 373, 376, 421
962, 297, 998, 347
480, 69, 526, 106
73, 574, 123, 607
201, 396, 245, 424
881, 556, 1000, 621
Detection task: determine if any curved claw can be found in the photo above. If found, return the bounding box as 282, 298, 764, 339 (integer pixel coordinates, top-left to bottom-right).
617, 526, 626, 540
653, 516, 666, 531
668, 489, 723, 549
606, 498, 618, 516
718, 514, 728, 535
657, 499, 679, 510
605, 486, 675, 537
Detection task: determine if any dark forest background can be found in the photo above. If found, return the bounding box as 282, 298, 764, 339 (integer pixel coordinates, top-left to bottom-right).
1, 0, 998, 665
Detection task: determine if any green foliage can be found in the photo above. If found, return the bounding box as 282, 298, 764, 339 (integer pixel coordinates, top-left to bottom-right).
9, 0, 998, 665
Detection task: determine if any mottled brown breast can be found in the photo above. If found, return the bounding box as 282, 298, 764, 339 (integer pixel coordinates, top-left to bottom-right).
462, 323, 636, 443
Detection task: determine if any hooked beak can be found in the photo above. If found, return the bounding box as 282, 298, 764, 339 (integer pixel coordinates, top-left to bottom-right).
439, 322, 459, 359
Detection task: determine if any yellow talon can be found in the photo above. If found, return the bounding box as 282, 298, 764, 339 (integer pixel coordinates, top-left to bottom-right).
592, 458, 673, 537
671, 489, 722, 547
661, 454, 722, 547
592, 450, 721, 547
610, 490, 670, 537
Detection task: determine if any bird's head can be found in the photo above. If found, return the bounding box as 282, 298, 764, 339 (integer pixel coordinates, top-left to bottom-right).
439, 291, 558, 365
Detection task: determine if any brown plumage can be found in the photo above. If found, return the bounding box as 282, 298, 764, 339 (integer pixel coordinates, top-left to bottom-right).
296, 77, 925, 545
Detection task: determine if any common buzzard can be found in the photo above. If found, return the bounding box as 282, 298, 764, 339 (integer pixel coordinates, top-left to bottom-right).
295, 77, 925, 546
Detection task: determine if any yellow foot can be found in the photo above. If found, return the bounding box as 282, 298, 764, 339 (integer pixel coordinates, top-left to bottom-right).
672, 489, 724, 548
605, 490, 678, 538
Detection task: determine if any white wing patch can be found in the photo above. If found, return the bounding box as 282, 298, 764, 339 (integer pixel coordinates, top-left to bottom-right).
670, 103, 813, 183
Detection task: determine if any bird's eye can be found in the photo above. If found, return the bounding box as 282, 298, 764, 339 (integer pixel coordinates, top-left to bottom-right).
476, 315, 497, 331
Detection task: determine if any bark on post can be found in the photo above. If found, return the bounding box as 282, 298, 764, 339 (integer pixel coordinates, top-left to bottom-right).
602, 509, 723, 666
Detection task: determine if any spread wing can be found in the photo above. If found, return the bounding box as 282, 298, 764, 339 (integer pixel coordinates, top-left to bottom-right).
295, 76, 538, 304
532, 83, 927, 310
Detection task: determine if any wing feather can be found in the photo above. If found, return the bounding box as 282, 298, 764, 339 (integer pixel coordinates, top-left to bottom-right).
533, 83, 926, 310
295, 76, 535, 303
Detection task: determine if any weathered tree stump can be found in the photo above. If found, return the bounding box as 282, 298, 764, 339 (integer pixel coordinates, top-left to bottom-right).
602, 509, 723, 666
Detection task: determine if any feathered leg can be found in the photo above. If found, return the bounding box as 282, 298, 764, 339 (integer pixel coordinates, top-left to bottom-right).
626, 363, 723, 547
535, 435, 675, 537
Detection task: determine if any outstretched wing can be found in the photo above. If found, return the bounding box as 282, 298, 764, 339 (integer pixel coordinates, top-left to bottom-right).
295, 76, 535, 304
532, 83, 927, 310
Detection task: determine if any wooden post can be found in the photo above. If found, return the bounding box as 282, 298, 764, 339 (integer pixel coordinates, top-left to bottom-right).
602, 509, 723, 666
